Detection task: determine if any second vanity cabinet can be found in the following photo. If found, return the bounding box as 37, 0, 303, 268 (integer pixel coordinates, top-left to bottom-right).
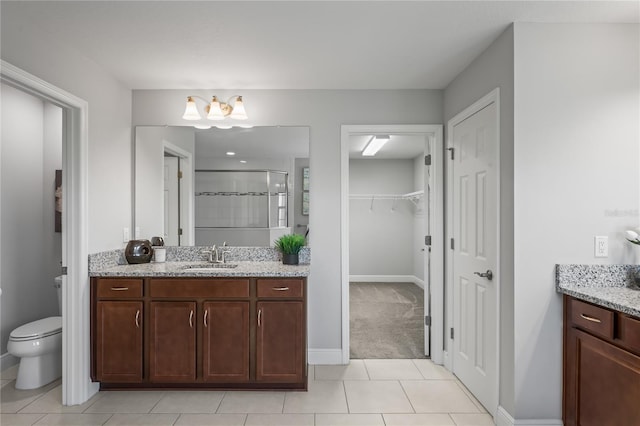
563, 295, 640, 424
91, 276, 306, 390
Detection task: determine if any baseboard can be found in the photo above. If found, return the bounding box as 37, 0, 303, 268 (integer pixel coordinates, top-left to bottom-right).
307, 349, 344, 365
1, 352, 18, 372
496, 406, 563, 426
349, 275, 424, 288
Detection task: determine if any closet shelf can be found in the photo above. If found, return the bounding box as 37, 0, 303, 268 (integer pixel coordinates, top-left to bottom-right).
195, 191, 289, 197
349, 190, 424, 203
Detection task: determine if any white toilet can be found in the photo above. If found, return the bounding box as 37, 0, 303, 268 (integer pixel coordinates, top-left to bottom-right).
7, 276, 63, 390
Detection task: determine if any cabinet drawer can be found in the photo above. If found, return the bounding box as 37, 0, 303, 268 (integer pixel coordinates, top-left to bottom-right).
96, 279, 143, 298
570, 298, 614, 339
257, 279, 304, 298
619, 314, 640, 354
150, 279, 249, 298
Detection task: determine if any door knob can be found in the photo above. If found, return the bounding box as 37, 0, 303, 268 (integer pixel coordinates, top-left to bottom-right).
474, 270, 493, 281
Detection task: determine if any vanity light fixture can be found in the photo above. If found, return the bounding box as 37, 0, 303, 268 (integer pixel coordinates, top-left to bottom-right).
362, 135, 390, 157
182, 95, 249, 123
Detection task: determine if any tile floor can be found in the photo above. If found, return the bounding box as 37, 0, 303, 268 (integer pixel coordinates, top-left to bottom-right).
1, 359, 494, 426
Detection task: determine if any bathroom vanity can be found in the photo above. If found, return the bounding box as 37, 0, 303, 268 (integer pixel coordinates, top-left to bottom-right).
557, 265, 640, 425
89, 249, 309, 391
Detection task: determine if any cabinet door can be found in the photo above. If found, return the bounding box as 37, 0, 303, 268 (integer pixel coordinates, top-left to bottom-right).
96, 301, 143, 382
149, 301, 196, 382
568, 328, 640, 425
202, 301, 249, 382
256, 301, 304, 383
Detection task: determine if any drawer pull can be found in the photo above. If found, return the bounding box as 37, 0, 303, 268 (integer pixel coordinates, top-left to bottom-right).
273, 287, 290, 291
135, 310, 140, 328
204, 309, 209, 327
258, 309, 262, 327
580, 313, 602, 324
189, 310, 194, 328
111, 287, 129, 291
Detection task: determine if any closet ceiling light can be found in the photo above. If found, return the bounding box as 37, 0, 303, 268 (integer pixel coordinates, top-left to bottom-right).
362, 135, 390, 156
182, 95, 249, 123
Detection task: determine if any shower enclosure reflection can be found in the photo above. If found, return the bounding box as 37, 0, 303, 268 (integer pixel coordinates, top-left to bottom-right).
134, 126, 309, 246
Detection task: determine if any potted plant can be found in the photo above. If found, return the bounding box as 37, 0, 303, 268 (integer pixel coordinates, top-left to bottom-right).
274, 234, 306, 265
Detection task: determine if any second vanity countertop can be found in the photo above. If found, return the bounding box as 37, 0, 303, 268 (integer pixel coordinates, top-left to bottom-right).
556, 264, 640, 317
90, 261, 310, 278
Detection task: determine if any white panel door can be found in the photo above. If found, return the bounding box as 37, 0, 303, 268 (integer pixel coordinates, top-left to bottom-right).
163, 156, 180, 246
452, 102, 498, 413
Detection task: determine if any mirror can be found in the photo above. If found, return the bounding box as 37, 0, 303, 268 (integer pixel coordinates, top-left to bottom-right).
134, 126, 310, 247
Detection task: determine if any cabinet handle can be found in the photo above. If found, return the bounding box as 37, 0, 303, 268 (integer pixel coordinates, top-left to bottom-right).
257, 309, 262, 327
111, 287, 129, 291
580, 313, 602, 324
204, 309, 208, 327
189, 310, 194, 328
273, 287, 290, 291
135, 310, 140, 328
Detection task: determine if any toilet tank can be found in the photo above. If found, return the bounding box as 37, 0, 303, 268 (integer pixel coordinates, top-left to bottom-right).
54, 276, 63, 314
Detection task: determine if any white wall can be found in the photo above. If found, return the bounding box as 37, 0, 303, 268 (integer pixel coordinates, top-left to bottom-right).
1, 84, 62, 356
133, 89, 444, 354
512, 23, 639, 420
349, 159, 415, 277
445, 22, 640, 421
1, 15, 132, 254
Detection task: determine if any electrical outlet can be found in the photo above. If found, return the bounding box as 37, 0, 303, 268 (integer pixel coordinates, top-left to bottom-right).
595, 236, 608, 258
123, 227, 130, 242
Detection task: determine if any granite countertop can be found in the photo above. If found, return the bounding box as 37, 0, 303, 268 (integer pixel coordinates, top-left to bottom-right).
556, 264, 640, 317
88, 246, 311, 278
90, 261, 310, 278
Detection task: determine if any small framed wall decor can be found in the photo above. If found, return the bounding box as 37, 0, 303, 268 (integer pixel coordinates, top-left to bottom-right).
302, 167, 310, 191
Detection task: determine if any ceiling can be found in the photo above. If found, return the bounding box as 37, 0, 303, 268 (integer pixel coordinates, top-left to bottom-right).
2, 1, 637, 90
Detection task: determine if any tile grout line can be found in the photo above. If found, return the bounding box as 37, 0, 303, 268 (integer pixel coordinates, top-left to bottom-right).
397, 379, 417, 414
341, 380, 351, 414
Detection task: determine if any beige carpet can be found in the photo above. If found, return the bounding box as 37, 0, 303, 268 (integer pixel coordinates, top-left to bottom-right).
350, 282, 426, 359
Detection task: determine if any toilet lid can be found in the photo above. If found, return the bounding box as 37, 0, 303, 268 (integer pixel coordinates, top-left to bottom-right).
10, 316, 62, 340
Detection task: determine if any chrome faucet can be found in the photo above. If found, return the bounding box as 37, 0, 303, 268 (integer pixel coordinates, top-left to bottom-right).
201, 242, 229, 263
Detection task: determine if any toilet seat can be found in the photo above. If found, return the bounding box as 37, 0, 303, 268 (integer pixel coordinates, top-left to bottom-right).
9, 316, 62, 341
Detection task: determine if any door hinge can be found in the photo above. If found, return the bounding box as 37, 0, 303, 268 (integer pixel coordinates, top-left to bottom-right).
178, 170, 183, 179
61, 266, 68, 276
450, 238, 454, 250
425, 316, 431, 326
178, 228, 183, 236
450, 328, 454, 339
424, 154, 431, 166
425, 235, 432, 246
447, 147, 454, 160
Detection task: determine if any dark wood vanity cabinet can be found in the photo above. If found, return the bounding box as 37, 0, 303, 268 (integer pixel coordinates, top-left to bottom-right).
91, 276, 306, 390
202, 301, 250, 382
149, 301, 197, 382
94, 279, 143, 383
256, 279, 305, 383
563, 295, 640, 425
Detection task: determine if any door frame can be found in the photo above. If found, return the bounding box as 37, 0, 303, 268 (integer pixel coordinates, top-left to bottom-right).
444, 88, 501, 413
163, 141, 194, 246
340, 124, 444, 364
1, 60, 94, 404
